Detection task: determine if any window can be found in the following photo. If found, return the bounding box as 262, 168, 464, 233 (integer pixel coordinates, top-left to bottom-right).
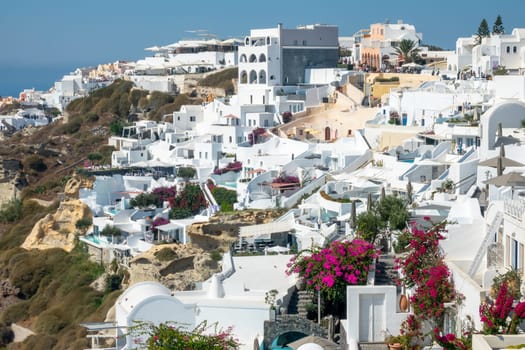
293, 40, 298, 45
229, 136, 232, 143
511, 238, 520, 270
507, 46, 511, 53
264, 119, 269, 127
177, 116, 180, 120
302, 40, 307, 46
205, 152, 208, 159
240, 70, 247, 84
190, 116, 196, 122
514, 46, 517, 53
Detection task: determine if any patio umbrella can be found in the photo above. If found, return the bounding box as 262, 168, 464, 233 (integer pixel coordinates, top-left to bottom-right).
484, 172, 525, 187
401, 62, 422, 69
351, 200, 357, 229
380, 187, 386, 201
287, 335, 338, 350
367, 192, 373, 211
478, 156, 524, 169
406, 180, 413, 204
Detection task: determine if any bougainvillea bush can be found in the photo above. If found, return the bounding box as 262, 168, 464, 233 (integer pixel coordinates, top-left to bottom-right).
130, 321, 240, 350
395, 219, 460, 345
479, 281, 525, 335
286, 239, 379, 303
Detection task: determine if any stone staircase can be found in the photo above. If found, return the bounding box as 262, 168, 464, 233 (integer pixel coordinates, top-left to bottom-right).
374, 254, 397, 286
287, 287, 315, 318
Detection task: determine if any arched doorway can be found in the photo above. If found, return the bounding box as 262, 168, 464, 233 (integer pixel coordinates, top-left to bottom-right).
325, 126, 331, 141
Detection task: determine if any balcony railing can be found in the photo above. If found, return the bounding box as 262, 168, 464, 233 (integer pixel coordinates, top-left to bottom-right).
504, 198, 525, 221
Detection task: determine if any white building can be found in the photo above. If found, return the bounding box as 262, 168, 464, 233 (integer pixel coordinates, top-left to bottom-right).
449, 28, 525, 76
237, 23, 339, 107
109, 253, 295, 350
360, 20, 422, 70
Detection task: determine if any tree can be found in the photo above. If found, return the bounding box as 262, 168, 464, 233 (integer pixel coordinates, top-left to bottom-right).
376, 195, 410, 231
177, 167, 196, 180
356, 211, 385, 244
394, 39, 420, 64
476, 18, 490, 45
493, 15, 504, 35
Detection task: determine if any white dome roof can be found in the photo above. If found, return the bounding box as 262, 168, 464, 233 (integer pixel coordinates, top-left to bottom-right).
297, 344, 324, 350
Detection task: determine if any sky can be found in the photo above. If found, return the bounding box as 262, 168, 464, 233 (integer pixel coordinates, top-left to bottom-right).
2, 0, 525, 69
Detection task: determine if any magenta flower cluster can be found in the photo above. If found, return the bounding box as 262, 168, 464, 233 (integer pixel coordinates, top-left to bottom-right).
396, 221, 458, 341
433, 327, 469, 350
214, 161, 242, 175
286, 239, 379, 302
480, 282, 525, 334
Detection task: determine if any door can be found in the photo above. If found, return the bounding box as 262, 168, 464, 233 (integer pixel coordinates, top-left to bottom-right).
359, 293, 385, 342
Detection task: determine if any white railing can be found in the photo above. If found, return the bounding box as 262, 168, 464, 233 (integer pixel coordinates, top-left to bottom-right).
281, 175, 326, 208
468, 211, 503, 277
504, 198, 525, 221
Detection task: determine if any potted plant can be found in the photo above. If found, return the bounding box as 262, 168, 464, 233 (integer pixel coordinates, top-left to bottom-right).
386, 334, 406, 349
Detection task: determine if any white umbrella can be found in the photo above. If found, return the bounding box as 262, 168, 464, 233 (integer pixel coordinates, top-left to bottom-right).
267, 246, 289, 253
402, 62, 423, 68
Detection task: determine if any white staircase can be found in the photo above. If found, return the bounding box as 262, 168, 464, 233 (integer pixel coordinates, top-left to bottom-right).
468, 212, 503, 277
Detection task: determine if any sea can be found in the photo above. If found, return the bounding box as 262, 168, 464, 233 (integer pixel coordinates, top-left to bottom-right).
0, 64, 82, 98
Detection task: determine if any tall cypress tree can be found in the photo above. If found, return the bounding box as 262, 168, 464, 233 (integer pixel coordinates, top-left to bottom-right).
493, 15, 504, 35
476, 18, 490, 45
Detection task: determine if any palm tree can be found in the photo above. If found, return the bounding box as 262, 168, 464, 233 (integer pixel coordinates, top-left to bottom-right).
394, 39, 420, 64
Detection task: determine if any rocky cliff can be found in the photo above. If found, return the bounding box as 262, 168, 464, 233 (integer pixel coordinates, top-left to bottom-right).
128, 243, 220, 291
21, 199, 92, 252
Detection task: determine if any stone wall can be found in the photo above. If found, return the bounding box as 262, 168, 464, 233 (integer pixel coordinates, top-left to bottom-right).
263, 315, 328, 348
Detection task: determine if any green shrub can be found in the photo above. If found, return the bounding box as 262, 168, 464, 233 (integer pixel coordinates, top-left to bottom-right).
177, 167, 196, 179
155, 247, 177, 262
0, 198, 22, 223
0, 323, 13, 347
129, 192, 160, 208
170, 207, 193, 219
87, 152, 103, 161
104, 274, 123, 293
23, 155, 47, 172
1, 301, 30, 324
210, 250, 222, 261
100, 225, 122, 238
22, 334, 58, 350
211, 187, 237, 212
109, 119, 125, 136
75, 217, 92, 232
